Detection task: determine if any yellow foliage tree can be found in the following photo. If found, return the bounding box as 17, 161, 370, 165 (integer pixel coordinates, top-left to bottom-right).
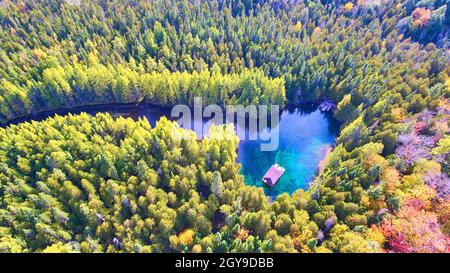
344, 2, 354, 12
178, 229, 195, 247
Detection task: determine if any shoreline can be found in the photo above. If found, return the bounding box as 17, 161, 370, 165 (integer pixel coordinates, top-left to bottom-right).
1, 98, 337, 128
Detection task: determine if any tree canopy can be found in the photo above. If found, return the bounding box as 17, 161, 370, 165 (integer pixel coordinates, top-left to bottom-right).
0, 0, 449, 253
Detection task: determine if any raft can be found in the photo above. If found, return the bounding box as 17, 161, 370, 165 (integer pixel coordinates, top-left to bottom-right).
262, 164, 285, 187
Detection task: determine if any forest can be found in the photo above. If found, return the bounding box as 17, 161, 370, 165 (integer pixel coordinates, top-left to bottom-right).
0, 0, 449, 252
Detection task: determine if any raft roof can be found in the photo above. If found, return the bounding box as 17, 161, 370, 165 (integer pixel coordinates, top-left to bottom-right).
262, 164, 285, 187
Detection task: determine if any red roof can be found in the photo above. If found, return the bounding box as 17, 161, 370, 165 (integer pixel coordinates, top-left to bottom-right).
262, 164, 285, 187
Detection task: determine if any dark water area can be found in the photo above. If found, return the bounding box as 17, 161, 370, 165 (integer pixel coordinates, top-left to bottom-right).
2, 103, 339, 198
1, 103, 173, 128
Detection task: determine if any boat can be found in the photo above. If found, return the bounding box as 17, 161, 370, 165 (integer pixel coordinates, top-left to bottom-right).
262, 164, 285, 187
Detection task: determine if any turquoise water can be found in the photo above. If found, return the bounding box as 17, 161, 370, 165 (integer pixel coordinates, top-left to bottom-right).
135, 106, 339, 198
236, 108, 339, 198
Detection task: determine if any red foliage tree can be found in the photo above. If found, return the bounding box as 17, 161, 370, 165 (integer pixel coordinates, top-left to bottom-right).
412, 8, 432, 27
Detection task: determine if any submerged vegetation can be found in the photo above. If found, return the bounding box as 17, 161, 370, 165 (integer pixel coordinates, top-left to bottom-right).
0, 0, 449, 252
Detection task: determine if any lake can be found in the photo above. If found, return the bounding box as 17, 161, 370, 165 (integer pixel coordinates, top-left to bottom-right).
2, 103, 339, 198
237, 106, 339, 198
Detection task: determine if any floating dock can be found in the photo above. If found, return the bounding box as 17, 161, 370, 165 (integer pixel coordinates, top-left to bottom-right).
262, 164, 285, 187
